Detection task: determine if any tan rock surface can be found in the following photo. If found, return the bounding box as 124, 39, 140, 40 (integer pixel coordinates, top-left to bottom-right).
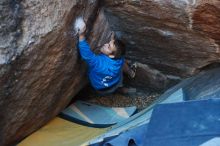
0, 0, 101, 145
103, 0, 220, 90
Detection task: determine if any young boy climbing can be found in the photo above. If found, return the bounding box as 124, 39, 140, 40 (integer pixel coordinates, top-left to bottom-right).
76, 18, 136, 95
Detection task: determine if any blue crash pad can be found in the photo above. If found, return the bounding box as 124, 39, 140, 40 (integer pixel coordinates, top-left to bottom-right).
183, 68, 220, 100
103, 124, 148, 146
60, 100, 137, 127
145, 98, 220, 146
95, 99, 220, 146
90, 124, 148, 146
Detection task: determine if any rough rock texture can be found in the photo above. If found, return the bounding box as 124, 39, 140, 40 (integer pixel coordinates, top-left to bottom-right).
103, 0, 220, 90
0, 0, 102, 145
0, 0, 22, 64
1, 0, 220, 145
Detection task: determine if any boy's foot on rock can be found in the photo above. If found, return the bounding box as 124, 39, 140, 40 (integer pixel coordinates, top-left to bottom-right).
128, 62, 137, 79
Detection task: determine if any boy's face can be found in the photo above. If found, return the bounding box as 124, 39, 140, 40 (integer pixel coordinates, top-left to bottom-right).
101, 40, 116, 57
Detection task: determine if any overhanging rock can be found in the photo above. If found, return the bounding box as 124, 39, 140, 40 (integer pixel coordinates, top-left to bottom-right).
1, 0, 220, 145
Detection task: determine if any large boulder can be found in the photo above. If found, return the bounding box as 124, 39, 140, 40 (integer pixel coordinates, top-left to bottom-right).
0, 0, 103, 145
103, 0, 220, 90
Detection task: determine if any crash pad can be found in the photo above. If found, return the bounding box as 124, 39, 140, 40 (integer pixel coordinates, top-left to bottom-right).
91, 99, 220, 146
145, 98, 220, 146
102, 124, 148, 146
60, 100, 137, 127
18, 117, 107, 146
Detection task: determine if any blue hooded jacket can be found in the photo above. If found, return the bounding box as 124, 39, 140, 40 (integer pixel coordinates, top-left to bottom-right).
78, 39, 124, 90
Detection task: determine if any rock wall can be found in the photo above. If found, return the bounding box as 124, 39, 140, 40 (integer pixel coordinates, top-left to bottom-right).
0, 0, 102, 145
103, 0, 220, 90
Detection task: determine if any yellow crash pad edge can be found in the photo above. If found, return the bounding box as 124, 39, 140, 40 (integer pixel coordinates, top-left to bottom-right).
18, 117, 107, 146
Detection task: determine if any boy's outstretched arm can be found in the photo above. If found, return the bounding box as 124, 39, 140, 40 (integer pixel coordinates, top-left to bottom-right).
77, 26, 97, 66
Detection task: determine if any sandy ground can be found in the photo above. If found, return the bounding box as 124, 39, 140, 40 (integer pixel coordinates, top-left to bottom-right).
74, 86, 161, 111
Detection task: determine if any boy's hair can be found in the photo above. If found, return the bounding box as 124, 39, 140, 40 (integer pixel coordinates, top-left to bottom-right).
112, 39, 126, 59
